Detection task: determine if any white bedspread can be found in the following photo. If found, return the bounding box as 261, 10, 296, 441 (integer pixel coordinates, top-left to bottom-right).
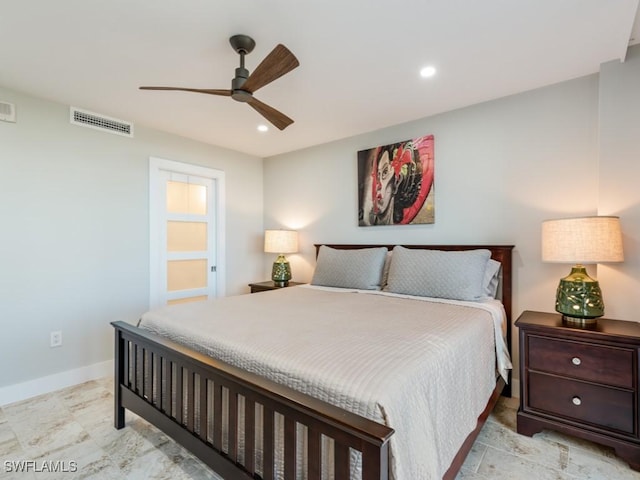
138, 285, 511, 480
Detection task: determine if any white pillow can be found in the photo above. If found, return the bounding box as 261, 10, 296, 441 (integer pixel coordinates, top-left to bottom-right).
384, 246, 491, 301
311, 246, 388, 290
483, 259, 501, 298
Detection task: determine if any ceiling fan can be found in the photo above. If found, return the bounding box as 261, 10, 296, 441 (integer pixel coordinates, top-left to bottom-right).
140, 35, 299, 130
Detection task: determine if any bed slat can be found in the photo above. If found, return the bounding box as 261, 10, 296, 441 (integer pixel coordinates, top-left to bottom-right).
284, 416, 297, 478
143, 348, 149, 400
132, 344, 138, 393
199, 375, 208, 438
244, 396, 256, 472
162, 358, 171, 414
186, 370, 195, 431
153, 353, 161, 407
335, 442, 350, 479
211, 382, 222, 450
175, 365, 183, 425
228, 387, 239, 460
308, 428, 322, 480
263, 405, 275, 480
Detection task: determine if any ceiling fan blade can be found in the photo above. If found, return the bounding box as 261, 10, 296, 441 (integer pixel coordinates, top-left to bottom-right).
247, 97, 294, 130
242, 44, 299, 93
139, 86, 232, 96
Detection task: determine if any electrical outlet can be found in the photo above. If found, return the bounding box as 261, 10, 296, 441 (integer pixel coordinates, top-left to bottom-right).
50, 331, 62, 348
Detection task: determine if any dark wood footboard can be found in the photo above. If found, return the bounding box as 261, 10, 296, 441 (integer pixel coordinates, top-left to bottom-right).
113, 320, 394, 479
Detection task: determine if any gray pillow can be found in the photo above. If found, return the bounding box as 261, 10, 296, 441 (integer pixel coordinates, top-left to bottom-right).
483, 259, 501, 298
384, 246, 491, 301
311, 246, 388, 290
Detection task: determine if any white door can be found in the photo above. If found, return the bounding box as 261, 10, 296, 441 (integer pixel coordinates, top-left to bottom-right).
149, 157, 225, 308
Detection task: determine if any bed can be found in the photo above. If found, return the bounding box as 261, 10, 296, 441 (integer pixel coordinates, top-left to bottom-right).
112, 243, 514, 479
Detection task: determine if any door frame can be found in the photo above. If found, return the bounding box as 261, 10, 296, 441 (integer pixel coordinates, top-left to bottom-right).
149, 157, 226, 308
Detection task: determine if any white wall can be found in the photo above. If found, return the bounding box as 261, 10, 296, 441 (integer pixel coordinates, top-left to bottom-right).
597, 45, 640, 322
264, 74, 603, 382
0, 87, 264, 392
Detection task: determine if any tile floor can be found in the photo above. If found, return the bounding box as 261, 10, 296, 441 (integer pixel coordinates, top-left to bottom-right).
0, 377, 638, 479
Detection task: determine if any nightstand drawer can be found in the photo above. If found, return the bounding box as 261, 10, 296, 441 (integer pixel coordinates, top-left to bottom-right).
528, 371, 635, 434
528, 335, 634, 389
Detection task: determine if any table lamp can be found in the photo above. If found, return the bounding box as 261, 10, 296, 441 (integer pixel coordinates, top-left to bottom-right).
541, 216, 623, 325
264, 230, 298, 286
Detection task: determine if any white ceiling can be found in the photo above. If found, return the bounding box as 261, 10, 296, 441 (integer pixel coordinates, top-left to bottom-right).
1, 0, 639, 157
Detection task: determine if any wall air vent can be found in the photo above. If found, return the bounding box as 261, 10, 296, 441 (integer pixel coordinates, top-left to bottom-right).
70, 107, 134, 137
0, 101, 16, 123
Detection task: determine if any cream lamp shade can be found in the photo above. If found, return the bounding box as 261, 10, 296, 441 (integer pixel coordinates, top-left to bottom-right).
264, 230, 298, 286
264, 230, 298, 254
541, 216, 623, 324
542, 216, 624, 264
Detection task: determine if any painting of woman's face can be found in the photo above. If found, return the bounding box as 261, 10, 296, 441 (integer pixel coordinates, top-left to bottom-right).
358, 134, 434, 226
375, 150, 395, 213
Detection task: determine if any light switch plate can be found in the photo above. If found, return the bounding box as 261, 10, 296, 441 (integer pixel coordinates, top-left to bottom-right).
0, 101, 16, 122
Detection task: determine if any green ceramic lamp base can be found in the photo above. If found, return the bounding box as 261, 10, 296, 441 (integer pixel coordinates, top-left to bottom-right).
555, 265, 604, 324
271, 254, 291, 286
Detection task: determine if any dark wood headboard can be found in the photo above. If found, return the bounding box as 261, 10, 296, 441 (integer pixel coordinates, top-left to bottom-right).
314, 243, 515, 392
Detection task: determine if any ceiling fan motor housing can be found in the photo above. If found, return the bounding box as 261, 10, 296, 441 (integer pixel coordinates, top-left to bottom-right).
232, 67, 251, 102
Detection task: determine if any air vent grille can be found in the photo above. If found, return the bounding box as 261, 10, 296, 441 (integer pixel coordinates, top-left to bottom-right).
70, 107, 133, 137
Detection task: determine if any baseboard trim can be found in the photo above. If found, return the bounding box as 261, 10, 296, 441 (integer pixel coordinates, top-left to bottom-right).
0, 360, 113, 406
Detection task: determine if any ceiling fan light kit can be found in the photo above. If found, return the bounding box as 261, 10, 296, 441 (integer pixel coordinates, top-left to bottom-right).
140, 34, 299, 130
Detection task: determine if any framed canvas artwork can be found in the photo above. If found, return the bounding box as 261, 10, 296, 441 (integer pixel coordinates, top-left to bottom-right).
358, 134, 434, 226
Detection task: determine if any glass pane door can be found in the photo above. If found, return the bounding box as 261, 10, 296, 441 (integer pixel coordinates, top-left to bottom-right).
162, 174, 215, 305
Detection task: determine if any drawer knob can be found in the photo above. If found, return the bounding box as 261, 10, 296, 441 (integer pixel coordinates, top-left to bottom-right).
572, 396, 582, 406
571, 357, 581, 366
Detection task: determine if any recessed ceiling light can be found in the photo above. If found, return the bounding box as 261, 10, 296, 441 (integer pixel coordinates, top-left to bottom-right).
420, 66, 437, 78
257, 124, 269, 132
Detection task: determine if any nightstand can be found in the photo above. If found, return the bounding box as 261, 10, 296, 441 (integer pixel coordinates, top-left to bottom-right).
248, 281, 304, 293
516, 310, 640, 471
